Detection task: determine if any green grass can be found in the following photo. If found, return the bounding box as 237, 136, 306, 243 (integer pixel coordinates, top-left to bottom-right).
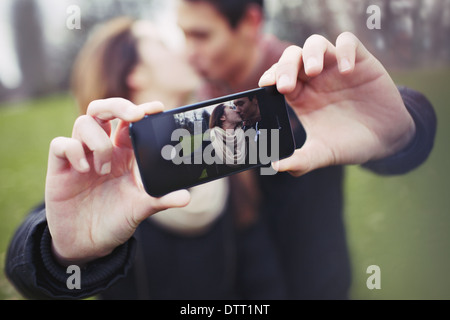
0, 93, 78, 299
345, 67, 450, 299
0, 67, 449, 300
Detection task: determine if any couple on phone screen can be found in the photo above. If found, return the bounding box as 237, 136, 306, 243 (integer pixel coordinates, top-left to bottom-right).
209, 96, 261, 168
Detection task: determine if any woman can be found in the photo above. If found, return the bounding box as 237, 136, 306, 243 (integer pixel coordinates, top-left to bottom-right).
5, 15, 287, 300
70, 17, 231, 237
209, 103, 246, 167
71, 17, 199, 112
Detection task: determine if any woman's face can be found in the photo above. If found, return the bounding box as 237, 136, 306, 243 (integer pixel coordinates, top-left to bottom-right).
222, 105, 242, 127
131, 21, 200, 98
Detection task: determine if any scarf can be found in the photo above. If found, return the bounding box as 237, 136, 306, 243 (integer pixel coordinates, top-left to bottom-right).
210, 126, 246, 167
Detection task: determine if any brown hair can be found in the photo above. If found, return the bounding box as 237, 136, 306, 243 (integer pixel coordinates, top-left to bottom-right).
71, 17, 139, 114
209, 103, 226, 129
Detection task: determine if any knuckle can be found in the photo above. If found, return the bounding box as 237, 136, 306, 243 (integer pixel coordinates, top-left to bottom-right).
50, 136, 65, 144
86, 99, 102, 115
49, 136, 66, 150
279, 46, 302, 66
49, 137, 82, 158
337, 31, 358, 45
285, 45, 302, 56
339, 31, 356, 39
305, 34, 326, 45
72, 115, 93, 136
73, 114, 91, 128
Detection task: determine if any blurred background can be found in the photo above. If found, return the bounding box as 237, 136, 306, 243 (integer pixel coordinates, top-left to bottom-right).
1, 0, 449, 299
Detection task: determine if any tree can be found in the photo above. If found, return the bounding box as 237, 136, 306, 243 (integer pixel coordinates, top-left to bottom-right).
265, 0, 450, 69
201, 110, 210, 131
11, 0, 48, 98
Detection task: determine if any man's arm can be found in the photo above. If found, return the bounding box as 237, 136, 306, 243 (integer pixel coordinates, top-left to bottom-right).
5, 204, 136, 300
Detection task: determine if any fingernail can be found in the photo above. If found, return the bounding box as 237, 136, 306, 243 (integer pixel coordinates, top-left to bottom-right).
340, 58, 352, 72
306, 57, 319, 73
79, 158, 90, 172
100, 162, 111, 175
278, 74, 291, 89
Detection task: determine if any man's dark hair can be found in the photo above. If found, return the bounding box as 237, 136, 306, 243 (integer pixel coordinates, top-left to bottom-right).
184, 0, 264, 28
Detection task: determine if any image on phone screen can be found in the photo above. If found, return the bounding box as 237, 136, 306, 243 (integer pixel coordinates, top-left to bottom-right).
130, 86, 303, 197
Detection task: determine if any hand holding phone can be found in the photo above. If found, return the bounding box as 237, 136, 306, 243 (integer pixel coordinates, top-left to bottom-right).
259, 33, 416, 177
45, 99, 190, 266
130, 86, 305, 197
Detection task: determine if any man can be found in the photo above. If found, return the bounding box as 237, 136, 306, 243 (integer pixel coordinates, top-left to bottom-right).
176, 0, 436, 299
177, 0, 287, 99
233, 96, 261, 130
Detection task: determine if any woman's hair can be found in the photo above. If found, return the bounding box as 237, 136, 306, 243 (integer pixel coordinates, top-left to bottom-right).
209, 103, 226, 129
71, 17, 140, 114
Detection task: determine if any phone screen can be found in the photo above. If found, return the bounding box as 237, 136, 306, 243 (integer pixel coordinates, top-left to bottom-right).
130, 86, 302, 197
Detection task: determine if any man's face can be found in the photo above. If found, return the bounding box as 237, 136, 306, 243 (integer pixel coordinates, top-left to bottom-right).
177, 1, 248, 82
233, 97, 253, 120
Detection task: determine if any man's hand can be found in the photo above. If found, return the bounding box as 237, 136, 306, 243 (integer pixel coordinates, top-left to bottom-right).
259, 32, 416, 177
45, 99, 190, 266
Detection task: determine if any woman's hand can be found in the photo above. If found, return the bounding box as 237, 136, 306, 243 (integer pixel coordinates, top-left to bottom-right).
45, 98, 190, 266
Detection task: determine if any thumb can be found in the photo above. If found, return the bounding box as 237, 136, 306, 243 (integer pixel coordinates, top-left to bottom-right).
153, 189, 192, 211
136, 189, 191, 222
274, 140, 332, 177
126, 190, 191, 231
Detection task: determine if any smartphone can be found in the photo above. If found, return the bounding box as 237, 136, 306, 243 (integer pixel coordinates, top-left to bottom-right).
129, 86, 304, 197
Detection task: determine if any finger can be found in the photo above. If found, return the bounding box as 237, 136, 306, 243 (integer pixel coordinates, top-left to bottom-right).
273, 45, 303, 94
112, 101, 165, 148
72, 115, 113, 175
153, 189, 192, 212
335, 32, 358, 74
258, 63, 278, 87
87, 98, 164, 124
273, 149, 312, 177
137, 101, 165, 115
302, 34, 336, 77
48, 137, 90, 174
113, 120, 134, 149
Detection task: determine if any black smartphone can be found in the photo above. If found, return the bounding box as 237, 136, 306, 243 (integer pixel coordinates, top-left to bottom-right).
129, 86, 304, 197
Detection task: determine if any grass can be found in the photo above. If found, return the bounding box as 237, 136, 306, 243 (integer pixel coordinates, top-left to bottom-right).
0, 66, 449, 300
345, 67, 450, 299
0, 94, 78, 299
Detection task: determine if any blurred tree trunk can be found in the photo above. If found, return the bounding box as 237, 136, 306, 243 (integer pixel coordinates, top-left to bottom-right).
442, 0, 450, 61
0, 80, 7, 102
12, 0, 48, 98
